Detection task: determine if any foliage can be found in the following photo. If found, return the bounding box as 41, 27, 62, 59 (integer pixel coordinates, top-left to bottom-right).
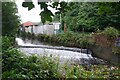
23, 31, 94, 48
0, 36, 2, 52
92, 27, 120, 54
112, 46, 120, 54
2, 2, 20, 36
62, 2, 99, 32
2, 36, 15, 51
21, 32, 36, 40
53, 2, 120, 32
102, 27, 119, 39
96, 2, 120, 30
2, 48, 60, 79
22, 1, 68, 24
2, 36, 60, 79
22, 1, 35, 10
102, 27, 120, 54
64, 65, 120, 78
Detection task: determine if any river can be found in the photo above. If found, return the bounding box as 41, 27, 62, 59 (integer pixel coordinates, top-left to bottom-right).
15, 37, 107, 65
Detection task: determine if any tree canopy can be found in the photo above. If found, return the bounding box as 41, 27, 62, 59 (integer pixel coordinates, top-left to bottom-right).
22, 0, 68, 24
54, 2, 120, 32
2, 2, 20, 36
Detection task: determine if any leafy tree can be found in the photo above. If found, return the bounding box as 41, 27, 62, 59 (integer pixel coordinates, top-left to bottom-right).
2, 2, 20, 36
57, 2, 98, 32
55, 2, 120, 32
97, 2, 120, 30
22, 0, 68, 24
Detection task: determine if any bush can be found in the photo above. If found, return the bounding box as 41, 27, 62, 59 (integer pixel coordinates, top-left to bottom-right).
2, 48, 60, 79
64, 65, 120, 78
92, 27, 120, 54
78, 34, 94, 48
2, 36, 60, 79
2, 36, 15, 51
24, 31, 94, 48
102, 27, 119, 39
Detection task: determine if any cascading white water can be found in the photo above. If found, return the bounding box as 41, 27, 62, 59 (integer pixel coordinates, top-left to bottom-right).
15, 38, 24, 45
15, 38, 38, 46
15, 37, 106, 65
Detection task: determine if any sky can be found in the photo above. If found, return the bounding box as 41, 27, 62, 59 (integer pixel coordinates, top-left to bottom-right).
15, 0, 42, 23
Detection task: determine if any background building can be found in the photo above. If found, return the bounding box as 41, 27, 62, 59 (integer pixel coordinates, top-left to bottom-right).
21, 21, 61, 35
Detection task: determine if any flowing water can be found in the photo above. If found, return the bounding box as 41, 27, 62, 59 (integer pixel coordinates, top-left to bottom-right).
16, 37, 107, 65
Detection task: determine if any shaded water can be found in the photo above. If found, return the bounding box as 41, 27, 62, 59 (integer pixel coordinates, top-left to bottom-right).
16, 37, 107, 65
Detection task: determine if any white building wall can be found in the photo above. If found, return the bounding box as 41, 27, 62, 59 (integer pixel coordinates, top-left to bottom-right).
38, 25, 44, 34
46, 25, 54, 35
28, 22, 60, 35
25, 27, 29, 33
33, 26, 36, 34
28, 26, 32, 33
53, 23, 60, 29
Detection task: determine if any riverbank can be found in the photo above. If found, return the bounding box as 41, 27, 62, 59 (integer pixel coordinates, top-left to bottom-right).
20, 28, 120, 65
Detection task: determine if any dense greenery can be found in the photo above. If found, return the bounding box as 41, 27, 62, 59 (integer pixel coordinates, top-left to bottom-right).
54, 2, 120, 32
2, 48, 59, 79
2, 2, 20, 36
102, 27, 119, 39
92, 27, 120, 54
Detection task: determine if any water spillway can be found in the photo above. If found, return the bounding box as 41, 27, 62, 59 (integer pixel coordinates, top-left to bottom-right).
15, 37, 107, 65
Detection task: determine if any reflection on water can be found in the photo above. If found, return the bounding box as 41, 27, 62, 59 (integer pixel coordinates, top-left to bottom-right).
16, 37, 107, 65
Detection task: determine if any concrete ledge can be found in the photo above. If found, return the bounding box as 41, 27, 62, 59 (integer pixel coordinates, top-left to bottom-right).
17, 45, 91, 54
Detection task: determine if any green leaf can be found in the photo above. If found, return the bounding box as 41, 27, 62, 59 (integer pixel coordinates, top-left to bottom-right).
52, 2, 59, 8
22, 2, 35, 10
38, 2, 48, 10
40, 10, 54, 23
55, 11, 61, 15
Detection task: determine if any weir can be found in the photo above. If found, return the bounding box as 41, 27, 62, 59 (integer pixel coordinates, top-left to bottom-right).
15, 37, 108, 65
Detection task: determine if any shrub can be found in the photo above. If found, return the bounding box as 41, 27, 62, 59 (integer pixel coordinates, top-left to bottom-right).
2, 48, 60, 79
102, 27, 119, 39
21, 31, 26, 38
37, 34, 44, 41
20, 31, 95, 48
2, 36, 15, 51
64, 65, 120, 78
73, 33, 94, 48
44, 35, 50, 42
92, 27, 120, 54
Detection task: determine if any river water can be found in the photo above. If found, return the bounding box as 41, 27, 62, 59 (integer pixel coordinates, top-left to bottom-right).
15, 37, 107, 65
